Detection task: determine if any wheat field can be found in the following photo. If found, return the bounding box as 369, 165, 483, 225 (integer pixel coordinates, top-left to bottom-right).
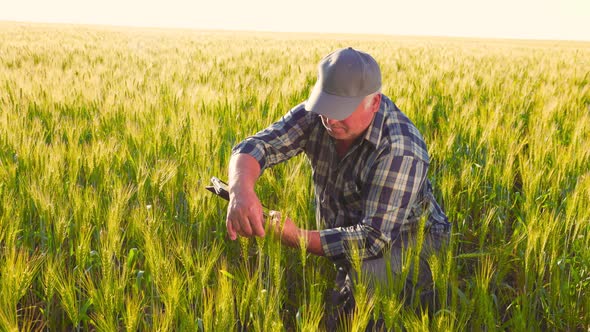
1, 22, 589, 331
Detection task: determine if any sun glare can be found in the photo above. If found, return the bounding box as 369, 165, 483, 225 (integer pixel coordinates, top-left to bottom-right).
0, 0, 589, 40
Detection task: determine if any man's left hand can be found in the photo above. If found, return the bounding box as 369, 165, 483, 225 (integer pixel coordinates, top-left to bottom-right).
268, 211, 302, 248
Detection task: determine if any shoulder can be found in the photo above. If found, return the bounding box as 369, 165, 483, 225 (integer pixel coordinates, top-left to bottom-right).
379, 96, 430, 163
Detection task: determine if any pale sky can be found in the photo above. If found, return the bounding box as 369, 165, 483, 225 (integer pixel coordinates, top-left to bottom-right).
1, 0, 589, 41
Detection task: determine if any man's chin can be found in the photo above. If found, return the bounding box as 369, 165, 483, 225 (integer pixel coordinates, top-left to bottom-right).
327, 128, 348, 137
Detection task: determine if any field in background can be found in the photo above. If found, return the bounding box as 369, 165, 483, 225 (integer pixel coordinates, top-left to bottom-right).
1, 22, 589, 331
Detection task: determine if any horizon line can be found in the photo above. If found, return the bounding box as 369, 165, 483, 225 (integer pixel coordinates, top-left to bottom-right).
2, 19, 590, 44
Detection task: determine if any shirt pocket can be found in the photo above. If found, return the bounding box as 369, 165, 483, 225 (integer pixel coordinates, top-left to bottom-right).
339, 181, 362, 214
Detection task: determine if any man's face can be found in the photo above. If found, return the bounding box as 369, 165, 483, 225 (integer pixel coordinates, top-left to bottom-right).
320, 94, 381, 142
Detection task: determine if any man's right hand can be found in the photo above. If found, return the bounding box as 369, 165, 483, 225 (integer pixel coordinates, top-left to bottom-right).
226, 187, 266, 240
225, 153, 265, 241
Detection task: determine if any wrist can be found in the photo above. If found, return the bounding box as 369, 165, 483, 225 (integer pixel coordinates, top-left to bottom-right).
285, 227, 304, 248
229, 181, 255, 198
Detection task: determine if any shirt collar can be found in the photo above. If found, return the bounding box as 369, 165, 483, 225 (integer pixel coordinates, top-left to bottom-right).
363, 97, 387, 147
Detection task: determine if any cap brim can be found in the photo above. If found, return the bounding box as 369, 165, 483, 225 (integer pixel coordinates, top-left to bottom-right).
304, 82, 364, 121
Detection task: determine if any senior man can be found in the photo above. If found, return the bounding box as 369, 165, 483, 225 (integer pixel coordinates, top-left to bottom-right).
225, 47, 451, 326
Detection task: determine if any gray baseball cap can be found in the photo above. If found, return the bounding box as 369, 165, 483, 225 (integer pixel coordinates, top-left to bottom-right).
305, 47, 382, 121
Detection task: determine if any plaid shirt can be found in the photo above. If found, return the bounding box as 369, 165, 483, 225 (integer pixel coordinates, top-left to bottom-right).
232, 95, 450, 262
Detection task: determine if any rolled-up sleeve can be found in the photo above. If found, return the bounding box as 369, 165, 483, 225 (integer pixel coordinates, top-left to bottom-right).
319, 153, 428, 262
232, 103, 315, 171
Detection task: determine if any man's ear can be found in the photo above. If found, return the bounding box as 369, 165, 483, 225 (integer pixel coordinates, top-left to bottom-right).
371, 93, 382, 112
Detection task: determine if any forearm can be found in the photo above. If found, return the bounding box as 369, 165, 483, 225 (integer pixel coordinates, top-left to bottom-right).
301, 230, 325, 256
279, 225, 325, 256
228, 153, 261, 194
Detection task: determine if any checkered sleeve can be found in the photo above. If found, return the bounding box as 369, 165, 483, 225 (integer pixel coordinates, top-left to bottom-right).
319, 153, 428, 262
232, 103, 313, 171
